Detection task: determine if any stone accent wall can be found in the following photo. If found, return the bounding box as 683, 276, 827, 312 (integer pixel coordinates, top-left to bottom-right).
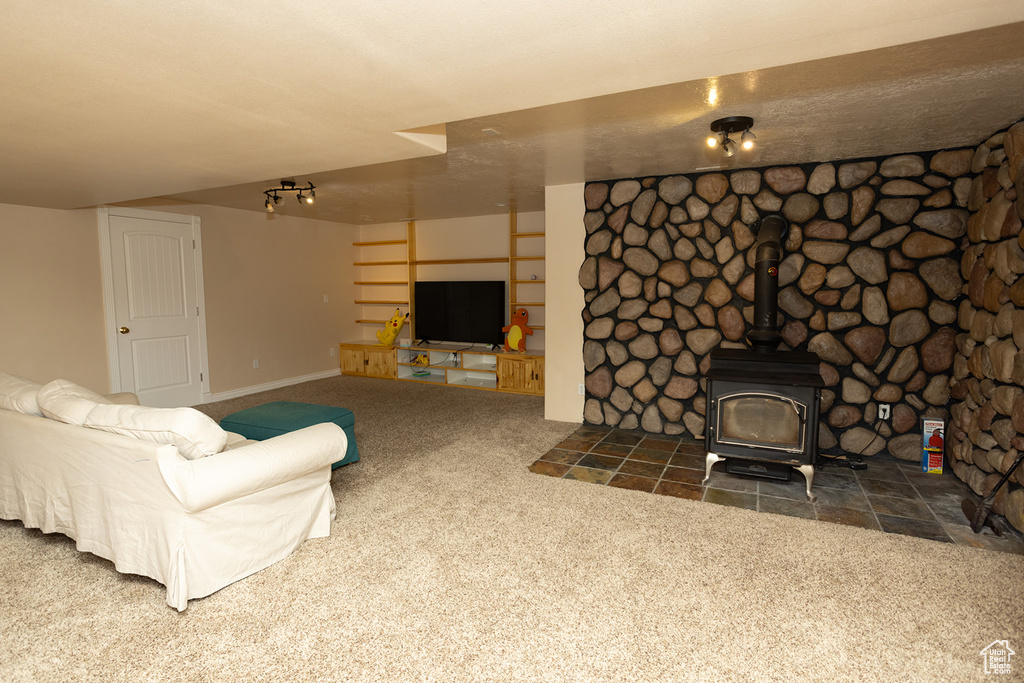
949, 121, 1024, 533
580, 148, 977, 461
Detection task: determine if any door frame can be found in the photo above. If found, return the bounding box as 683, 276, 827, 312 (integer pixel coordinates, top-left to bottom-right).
97, 206, 211, 402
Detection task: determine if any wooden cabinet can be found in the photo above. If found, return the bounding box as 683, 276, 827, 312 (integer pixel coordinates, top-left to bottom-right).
496, 355, 545, 396
342, 341, 542, 395
365, 347, 397, 378
339, 343, 397, 379
340, 346, 365, 375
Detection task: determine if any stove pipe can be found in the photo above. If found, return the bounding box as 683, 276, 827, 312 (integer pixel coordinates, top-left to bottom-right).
746, 214, 788, 352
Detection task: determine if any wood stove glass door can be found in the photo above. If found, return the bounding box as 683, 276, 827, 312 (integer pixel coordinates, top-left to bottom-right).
716, 391, 806, 453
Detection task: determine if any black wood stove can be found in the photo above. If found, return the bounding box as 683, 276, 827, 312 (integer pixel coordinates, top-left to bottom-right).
703, 349, 823, 500
702, 214, 824, 501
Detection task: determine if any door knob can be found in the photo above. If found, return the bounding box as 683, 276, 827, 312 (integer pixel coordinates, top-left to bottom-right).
118, 326, 130, 334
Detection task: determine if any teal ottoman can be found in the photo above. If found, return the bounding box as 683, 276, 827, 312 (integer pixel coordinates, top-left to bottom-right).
220, 401, 359, 469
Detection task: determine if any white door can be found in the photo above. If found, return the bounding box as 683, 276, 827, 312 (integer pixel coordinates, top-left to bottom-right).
100, 208, 207, 407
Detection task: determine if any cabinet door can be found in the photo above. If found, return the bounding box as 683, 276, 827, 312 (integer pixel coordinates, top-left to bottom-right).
526, 358, 544, 394
340, 347, 366, 376
497, 356, 544, 395
365, 347, 397, 379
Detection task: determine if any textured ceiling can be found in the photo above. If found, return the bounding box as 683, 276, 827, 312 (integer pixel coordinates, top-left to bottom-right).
1, 2, 1023, 224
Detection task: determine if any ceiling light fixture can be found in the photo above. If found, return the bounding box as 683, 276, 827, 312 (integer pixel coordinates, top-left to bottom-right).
263, 179, 316, 212
740, 128, 757, 150
707, 116, 755, 155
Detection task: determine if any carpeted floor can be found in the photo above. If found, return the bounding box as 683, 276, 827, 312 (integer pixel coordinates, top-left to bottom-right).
2, 375, 1022, 681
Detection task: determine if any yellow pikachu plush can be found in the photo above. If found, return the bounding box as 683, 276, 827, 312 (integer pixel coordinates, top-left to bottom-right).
376, 308, 409, 346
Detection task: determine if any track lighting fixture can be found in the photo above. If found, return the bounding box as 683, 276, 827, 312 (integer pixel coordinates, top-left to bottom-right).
263, 180, 316, 212
740, 128, 756, 150
707, 116, 756, 155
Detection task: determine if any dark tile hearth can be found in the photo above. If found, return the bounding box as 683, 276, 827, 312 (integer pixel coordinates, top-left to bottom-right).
530, 426, 1024, 555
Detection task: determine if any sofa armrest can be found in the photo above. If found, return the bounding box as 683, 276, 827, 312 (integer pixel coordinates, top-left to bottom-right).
156, 422, 346, 513
104, 392, 140, 406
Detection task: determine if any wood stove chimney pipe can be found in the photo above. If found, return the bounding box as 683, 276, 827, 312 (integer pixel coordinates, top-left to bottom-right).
746, 214, 788, 352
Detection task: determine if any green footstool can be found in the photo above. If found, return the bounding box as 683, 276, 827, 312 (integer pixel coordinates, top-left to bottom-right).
220, 401, 359, 469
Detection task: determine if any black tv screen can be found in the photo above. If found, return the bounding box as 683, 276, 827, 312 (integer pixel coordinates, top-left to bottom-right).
414, 280, 506, 346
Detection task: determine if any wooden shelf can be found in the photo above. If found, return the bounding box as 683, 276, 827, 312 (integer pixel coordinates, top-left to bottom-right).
512, 279, 545, 284
510, 256, 543, 261
511, 302, 545, 307
353, 239, 408, 247
413, 257, 508, 265
512, 232, 544, 238
355, 280, 408, 285
355, 300, 409, 305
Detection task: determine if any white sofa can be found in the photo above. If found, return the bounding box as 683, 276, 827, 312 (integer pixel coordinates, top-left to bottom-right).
0, 374, 346, 611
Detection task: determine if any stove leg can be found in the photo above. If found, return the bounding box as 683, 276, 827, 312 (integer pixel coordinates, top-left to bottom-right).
702, 452, 725, 486
796, 464, 816, 502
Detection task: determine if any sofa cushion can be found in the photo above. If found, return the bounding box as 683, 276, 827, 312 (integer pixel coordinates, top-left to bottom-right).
84, 403, 228, 460
0, 373, 44, 416
37, 379, 112, 425
104, 392, 141, 406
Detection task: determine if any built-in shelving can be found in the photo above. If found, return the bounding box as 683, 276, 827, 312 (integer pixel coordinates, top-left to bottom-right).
508, 211, 546, 333
352, 211, 545, 340
396, 346, 500, 390
339, 341, 543, 396
352, 223, 415, 328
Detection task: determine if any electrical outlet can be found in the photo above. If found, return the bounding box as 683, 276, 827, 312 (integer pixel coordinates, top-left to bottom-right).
323, 294, 329, 303
252, 359, 259, 370
578, 383, 585, 396
329, 347, 336, 357
879, 403, 891, 420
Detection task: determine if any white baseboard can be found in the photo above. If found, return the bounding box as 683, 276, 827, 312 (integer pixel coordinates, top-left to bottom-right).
203, 368, 341, 404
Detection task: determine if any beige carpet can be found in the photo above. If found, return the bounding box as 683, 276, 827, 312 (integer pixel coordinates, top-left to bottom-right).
2, 375, 1022, 681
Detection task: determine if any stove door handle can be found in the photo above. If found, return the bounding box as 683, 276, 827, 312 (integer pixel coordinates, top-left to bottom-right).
783, 397, 803, 420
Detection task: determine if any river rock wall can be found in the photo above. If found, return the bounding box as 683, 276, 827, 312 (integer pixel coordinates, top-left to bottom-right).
949, 121, 1024, 533
580, 148, 976, 461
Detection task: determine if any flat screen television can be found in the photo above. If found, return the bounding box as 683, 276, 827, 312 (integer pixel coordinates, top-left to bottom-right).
414, 280, 506, 346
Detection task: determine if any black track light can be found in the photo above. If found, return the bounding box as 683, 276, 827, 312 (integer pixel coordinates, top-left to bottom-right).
708, 116, 756, 155
263, 180, 316, 212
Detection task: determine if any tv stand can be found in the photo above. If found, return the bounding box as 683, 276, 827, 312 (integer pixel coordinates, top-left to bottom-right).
338, 341, 543, 396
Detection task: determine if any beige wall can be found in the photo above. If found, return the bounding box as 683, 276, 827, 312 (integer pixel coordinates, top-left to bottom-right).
1, 194, 578, 414
0, 203, 110, 390
544, 184, 585, 423
116, 200, 357, 396
1, 199, 357, 397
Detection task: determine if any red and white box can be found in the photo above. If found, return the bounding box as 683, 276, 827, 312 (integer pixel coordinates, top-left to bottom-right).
921, 417, 944, 474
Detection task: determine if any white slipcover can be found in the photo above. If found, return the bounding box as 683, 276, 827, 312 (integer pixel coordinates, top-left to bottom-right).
0, 408, 343, 610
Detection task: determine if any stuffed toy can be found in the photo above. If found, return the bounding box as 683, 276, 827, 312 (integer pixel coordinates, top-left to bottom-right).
502, 307, 534, 353
376, 308, 408, 346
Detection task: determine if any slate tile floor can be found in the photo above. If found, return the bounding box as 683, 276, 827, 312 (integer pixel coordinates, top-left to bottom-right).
530, 425, 1024, 555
